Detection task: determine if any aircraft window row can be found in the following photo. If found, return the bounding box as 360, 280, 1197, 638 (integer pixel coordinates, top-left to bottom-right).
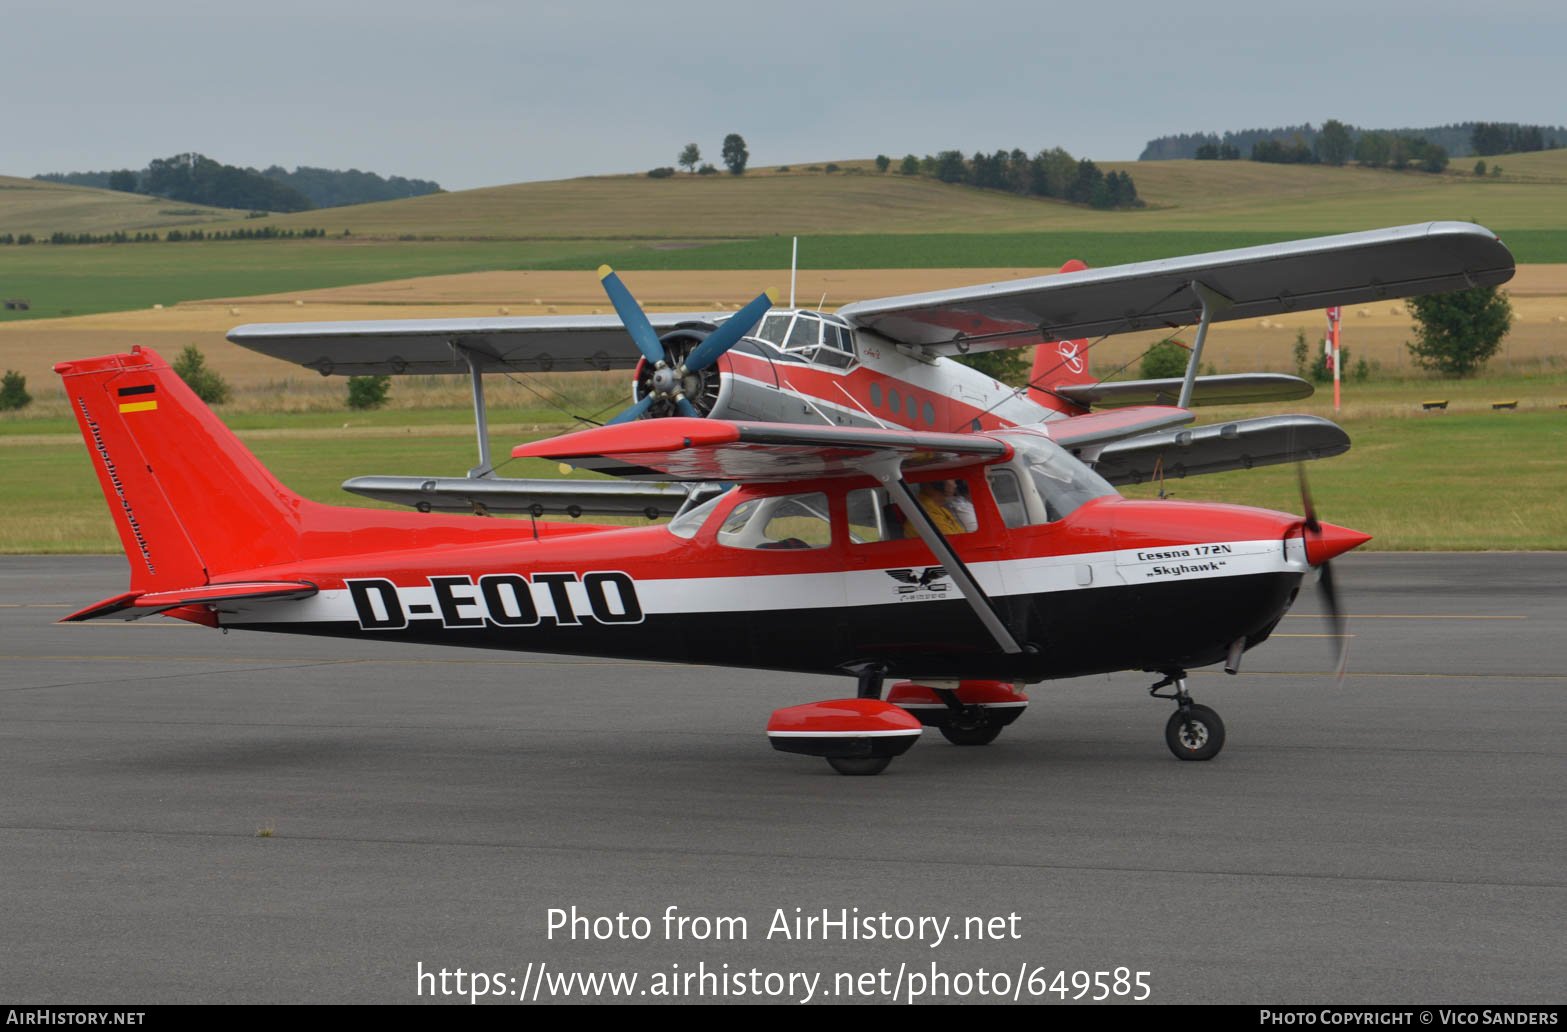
865, 382, 937, 428
716, 492, 833, 550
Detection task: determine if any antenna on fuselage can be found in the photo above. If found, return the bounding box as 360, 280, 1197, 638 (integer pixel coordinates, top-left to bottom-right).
790, 236, 798, 308
817, 292, 828, 312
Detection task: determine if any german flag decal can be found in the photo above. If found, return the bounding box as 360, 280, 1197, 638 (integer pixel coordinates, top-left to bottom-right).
117, 384, 157, 413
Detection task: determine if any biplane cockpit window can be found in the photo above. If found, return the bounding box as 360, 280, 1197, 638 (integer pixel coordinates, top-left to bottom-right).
993, 432, 1117, 524
756, 313, 791, 347
815, 321, 857, 369
783, 313, 821, 358
716, 492, 833, 550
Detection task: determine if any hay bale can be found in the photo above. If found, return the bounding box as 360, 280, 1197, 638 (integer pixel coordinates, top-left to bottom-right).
1358, 309, 1371, 317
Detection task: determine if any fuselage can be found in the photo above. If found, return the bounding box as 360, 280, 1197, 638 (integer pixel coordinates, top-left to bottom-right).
211, 466, 1313, 685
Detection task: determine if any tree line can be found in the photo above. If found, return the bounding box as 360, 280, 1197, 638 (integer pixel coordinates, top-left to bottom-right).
1143, 122, 1565, 161
891, 148, 1140, 209
36, 156, 442, 211
1, 227, 328, 245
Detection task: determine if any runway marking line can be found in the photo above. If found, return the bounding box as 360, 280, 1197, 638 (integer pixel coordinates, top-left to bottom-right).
0, 654, 673, 667
1285, 614, 1526, 620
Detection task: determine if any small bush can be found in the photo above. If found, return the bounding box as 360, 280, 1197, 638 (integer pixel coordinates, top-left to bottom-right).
171, 345, 231, 404
775, 165, 790, 172
347, 375, 391, 409
1310, 345, 1351, 383
875, 155, 891, 173
0, 370, 31, 410
646, 166, 674, 178
1140, 338, 1190, 379
696, 163, 718, 175
824, 163, 841, 173
1293, 330, 1310, 378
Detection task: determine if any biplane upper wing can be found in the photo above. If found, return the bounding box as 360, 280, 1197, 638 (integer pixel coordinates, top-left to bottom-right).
511, 418, 1010, 482
227, 311, 724, 375
835, 222, 1515, 356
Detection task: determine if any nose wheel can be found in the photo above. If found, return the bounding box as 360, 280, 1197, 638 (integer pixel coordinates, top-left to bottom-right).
1149, 672, 1226, 761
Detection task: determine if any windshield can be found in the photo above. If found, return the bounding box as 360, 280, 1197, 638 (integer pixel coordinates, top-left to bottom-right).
994, 431, 1117, 523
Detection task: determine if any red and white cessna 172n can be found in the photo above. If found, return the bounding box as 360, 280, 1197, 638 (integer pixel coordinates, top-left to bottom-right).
57, 223, 1513, 774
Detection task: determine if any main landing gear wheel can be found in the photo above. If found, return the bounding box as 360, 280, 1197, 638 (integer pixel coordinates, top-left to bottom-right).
826, 755, 893, 776
1165, 704, 1225, 761
939, 721, 1004, 747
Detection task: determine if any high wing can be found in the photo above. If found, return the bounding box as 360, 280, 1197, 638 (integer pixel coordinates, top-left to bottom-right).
339, 474, 713, 518
1088, 414, 1350, 486
227, 312, 724, 375
511, 419, 1010, 482
835, 222, 1515, 356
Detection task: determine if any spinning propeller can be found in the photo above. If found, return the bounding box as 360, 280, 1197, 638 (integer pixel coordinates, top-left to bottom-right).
1297, 465, 1366, 682
598, 266, 777, 425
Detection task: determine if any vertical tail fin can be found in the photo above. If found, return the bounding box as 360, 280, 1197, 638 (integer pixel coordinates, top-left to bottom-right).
1027, 259, 1093, 414
55, 347, 308, 590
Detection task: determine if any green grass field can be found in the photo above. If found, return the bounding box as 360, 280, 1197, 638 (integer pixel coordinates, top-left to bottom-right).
0, 239, 629, 323
7, 381, 1563, 553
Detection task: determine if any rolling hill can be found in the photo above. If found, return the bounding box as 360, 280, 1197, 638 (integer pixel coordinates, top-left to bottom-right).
0, 175, 251, 236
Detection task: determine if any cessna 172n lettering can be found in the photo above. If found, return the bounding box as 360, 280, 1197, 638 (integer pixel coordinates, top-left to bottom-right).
56, 223, 1513, 774
225, 222, 1512, 521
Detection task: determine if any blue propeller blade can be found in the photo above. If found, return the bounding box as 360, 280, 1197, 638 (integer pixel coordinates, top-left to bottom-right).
676, 397, 699, 418
599, 266, 665, 366
682, 289, 778, 373
605, 393, 656, 426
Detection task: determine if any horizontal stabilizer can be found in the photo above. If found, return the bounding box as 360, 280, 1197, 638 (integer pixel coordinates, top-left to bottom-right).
1090, 415, 1350, 486
512, 419, 1009, 482
1056, 373, 1313, 410
62, 581, 319, 622
341, 475, 716, 518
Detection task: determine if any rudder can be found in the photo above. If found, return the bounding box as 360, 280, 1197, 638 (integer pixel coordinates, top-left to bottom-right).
55, 347, 307, 590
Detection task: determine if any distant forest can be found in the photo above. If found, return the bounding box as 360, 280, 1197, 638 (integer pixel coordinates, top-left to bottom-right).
1140, 122, 1567, 161
34, 154, 442, 211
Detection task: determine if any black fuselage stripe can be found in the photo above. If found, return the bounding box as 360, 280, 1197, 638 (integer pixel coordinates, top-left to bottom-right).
225, 573, 1302, 682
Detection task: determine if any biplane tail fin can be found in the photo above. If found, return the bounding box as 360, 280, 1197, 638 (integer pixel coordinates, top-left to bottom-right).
1027, 259, 1094, 414
54, 347, 310, 591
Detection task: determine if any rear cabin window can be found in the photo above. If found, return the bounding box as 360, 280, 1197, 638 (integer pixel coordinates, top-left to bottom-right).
716, 492, 833, 550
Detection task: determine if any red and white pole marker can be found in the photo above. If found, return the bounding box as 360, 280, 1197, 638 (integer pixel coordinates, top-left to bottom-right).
1326, 305, 1343, 411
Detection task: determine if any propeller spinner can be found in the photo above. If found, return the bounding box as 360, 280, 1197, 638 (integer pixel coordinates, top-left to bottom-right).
598, 266, 776, 425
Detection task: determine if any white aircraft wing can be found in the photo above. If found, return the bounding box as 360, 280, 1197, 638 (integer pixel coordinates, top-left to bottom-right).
834, 222, 1515, 356
227, 312, 724, 375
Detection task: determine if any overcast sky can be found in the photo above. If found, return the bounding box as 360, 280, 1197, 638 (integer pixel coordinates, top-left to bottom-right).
8, 0, 1563, 192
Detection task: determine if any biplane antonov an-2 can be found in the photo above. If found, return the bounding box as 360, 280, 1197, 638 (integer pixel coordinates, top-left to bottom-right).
58, 223, 1513, 774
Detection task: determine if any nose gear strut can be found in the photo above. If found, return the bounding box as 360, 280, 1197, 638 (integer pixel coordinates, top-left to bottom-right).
1148, 670, 1226, 761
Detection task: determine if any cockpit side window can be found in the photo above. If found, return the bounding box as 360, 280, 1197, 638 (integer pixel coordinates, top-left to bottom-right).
815, 323, 857, 369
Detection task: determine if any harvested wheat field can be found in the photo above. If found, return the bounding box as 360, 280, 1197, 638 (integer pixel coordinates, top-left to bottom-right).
4, 265, 1566, 414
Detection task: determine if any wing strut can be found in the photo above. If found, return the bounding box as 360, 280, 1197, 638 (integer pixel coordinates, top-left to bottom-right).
860, 457, 1023, 655
457, 344, 493, 478
1177, 281, 1235, 411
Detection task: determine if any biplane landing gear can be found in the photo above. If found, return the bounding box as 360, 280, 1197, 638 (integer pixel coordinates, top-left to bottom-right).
1149, 671, 1226, 761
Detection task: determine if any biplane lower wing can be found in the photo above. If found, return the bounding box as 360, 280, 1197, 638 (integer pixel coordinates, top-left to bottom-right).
1056, 373, 1314, 409
511, 419, 1011, 482
1089, 414, 1351, 486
